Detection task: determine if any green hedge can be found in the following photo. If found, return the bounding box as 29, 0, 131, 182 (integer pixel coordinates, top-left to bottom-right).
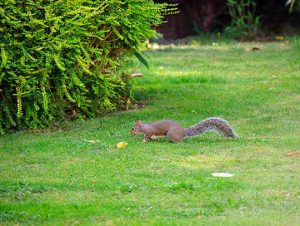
0, 0, 170, 133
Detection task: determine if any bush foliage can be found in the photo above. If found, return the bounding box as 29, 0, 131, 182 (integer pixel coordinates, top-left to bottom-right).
0, 0, 170, 133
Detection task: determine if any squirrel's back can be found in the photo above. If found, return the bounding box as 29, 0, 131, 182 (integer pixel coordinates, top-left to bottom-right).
150, 120, 181, 130
148, 120, 184, 136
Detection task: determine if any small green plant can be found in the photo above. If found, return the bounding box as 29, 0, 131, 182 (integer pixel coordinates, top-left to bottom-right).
286, 0, 300, 12
225, 0, 260, 39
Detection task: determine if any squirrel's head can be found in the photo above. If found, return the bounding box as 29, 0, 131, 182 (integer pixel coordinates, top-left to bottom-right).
131, 120, 142, 135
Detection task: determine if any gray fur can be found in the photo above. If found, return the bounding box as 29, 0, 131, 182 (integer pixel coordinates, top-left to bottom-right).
184, 117, 237, 138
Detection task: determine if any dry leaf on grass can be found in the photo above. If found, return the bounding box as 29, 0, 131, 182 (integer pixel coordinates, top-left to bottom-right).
83, 139, 100, 143
245, 47, 260, 52
211, 172, 234, 178
286, 151, 300, 157
275, 35, 285, 41
117, 142, 128, 149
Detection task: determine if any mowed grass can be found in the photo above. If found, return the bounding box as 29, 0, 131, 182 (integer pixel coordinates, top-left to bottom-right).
1, 37, 300, 225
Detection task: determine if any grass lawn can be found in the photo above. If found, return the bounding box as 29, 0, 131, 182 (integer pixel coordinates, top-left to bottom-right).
1, 37, 300, 225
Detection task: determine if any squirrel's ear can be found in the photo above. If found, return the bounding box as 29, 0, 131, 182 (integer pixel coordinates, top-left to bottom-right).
137, 120, 142, 125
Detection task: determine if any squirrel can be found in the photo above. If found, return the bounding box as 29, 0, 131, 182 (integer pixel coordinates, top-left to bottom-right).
130, 117, 237, 143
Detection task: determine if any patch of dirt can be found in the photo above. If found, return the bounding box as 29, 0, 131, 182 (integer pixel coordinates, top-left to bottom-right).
285, 151, 300, 157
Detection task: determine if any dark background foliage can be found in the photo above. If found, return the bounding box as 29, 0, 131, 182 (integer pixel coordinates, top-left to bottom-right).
154, 0, 300, 39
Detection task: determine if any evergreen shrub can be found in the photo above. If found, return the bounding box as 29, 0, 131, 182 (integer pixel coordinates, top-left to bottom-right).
0, 0, 170, 133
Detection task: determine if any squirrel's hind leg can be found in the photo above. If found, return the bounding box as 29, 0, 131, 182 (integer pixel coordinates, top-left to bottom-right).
167, 129, 184, 143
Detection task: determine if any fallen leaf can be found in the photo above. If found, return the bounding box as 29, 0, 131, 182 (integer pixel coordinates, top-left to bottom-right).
117, 142, 128, 149
130, 72, 143, 78
245, 47, 260, 52
275, 35, 285, 41
286, 151, 300, 157
211, 172, 234, 178
134, 101, 145, 109
83, 139, 100, 143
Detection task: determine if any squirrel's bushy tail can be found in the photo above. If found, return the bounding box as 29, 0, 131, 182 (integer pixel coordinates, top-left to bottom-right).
184, 117, 237, 138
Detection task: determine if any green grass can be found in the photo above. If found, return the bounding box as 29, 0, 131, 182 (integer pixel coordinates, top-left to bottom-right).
1, 37, 300, 225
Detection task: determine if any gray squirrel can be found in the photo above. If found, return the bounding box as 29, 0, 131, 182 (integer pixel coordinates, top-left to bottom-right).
131, 117, 237, 143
